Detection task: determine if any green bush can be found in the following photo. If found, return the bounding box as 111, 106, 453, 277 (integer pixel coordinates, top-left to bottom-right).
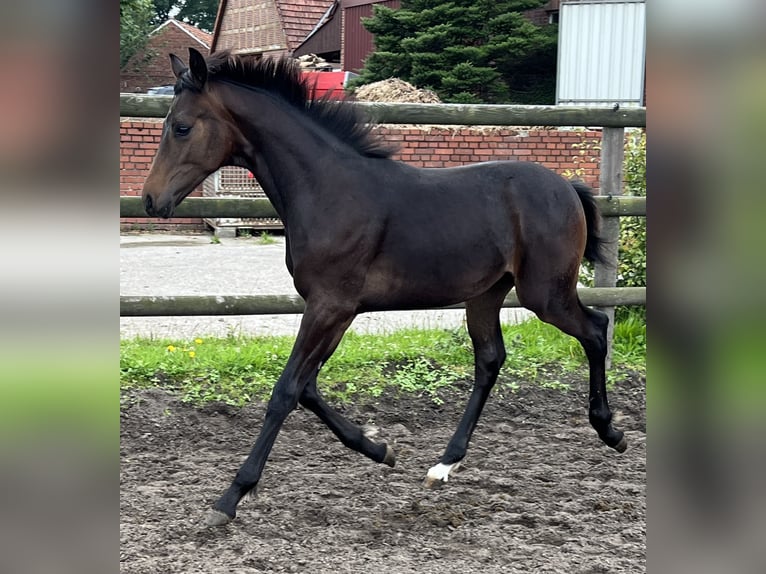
575, 131, 645, 278
573, 130, 645, 321
615, 131, 646, 322
619, 130, 646, 288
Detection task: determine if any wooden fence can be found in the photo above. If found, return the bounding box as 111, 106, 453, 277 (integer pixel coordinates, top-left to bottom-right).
120, 97, 645, 357
120, 94, 645, 127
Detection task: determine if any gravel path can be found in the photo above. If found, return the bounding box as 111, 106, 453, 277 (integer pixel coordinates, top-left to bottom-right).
120, 233, 532, 340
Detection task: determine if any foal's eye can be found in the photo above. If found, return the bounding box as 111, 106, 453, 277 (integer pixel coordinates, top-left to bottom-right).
174, 124, 191, 137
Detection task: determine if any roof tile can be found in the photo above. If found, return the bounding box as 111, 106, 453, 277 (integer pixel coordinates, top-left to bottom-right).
172, 19, 213, 48
276, 0, 335, 50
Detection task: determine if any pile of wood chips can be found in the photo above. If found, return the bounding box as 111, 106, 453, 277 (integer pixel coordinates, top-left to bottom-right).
352, 78, 441, 103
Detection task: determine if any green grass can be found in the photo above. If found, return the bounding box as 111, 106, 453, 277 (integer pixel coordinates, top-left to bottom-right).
257, 231, 277, 245
120, 310, 646, 406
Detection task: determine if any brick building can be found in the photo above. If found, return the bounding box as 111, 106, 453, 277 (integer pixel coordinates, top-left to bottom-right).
210, 0, 339, 62
208, 1, 560, 73
525, 0, 561, 26
120, 19, 212, 93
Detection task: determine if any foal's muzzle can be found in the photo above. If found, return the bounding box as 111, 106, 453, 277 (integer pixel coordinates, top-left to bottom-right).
143, 194, 174, 219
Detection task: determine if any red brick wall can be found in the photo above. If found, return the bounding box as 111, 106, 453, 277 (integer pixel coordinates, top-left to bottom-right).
120, 118, 205, 231
120, 119, 602, 231
378, 126, 601, 185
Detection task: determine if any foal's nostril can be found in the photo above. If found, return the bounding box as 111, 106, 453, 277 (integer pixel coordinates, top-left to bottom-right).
158, 202, 173, 219
144, 194, 154, 215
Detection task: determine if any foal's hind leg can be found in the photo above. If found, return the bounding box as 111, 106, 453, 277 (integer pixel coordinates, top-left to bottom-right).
424, 276, 513, 488
563, 301, 626, 451
518, 281, 627, 453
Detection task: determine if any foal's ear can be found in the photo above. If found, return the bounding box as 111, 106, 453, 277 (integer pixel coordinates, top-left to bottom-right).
170, 53, 187, 79
188, 47, 208, 89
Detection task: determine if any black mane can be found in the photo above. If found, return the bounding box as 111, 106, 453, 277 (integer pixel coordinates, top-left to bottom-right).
187, 51, 394, 159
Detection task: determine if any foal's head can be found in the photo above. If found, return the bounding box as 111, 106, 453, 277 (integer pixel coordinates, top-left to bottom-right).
142, 48, 236, 219
142, 47, 393, 218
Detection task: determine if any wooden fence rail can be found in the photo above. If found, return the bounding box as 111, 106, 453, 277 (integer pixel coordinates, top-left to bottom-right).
120, 195, 646, 219
121, 288, 645, 317
120, 95, 646, 128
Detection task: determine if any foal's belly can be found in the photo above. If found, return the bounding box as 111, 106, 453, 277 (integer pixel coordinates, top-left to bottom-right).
358, 249, 508, 312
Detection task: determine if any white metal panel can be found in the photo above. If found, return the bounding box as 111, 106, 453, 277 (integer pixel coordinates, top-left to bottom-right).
557, 1, 646, 107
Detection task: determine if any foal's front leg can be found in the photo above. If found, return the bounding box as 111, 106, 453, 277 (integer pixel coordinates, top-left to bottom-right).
204, 304, 355, 526
300, 380, 396, 466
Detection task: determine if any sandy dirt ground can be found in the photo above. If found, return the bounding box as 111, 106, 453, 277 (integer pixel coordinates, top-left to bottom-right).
120, 372, 645, 574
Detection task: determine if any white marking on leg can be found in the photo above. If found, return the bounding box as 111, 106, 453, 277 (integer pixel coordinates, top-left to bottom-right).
426, 461, 461, 483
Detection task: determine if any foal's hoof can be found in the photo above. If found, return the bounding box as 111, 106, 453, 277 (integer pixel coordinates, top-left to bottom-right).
422, 475, 445, 490
422, 461, 461, 489
383, 444, 396, 467
203, 509, 234, 527
602, 429, 627, 453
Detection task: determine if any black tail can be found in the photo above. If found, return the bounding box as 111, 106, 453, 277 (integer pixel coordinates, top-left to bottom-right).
571, 181, 608, 265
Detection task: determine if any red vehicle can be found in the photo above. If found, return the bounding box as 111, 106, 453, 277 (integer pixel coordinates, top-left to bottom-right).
300, 70, 358, 100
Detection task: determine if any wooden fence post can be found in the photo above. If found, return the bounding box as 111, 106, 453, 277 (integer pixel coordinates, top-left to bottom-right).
595, 127, 625, 368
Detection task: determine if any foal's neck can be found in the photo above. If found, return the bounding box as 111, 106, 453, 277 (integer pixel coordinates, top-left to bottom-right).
218, 83, 360, 223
